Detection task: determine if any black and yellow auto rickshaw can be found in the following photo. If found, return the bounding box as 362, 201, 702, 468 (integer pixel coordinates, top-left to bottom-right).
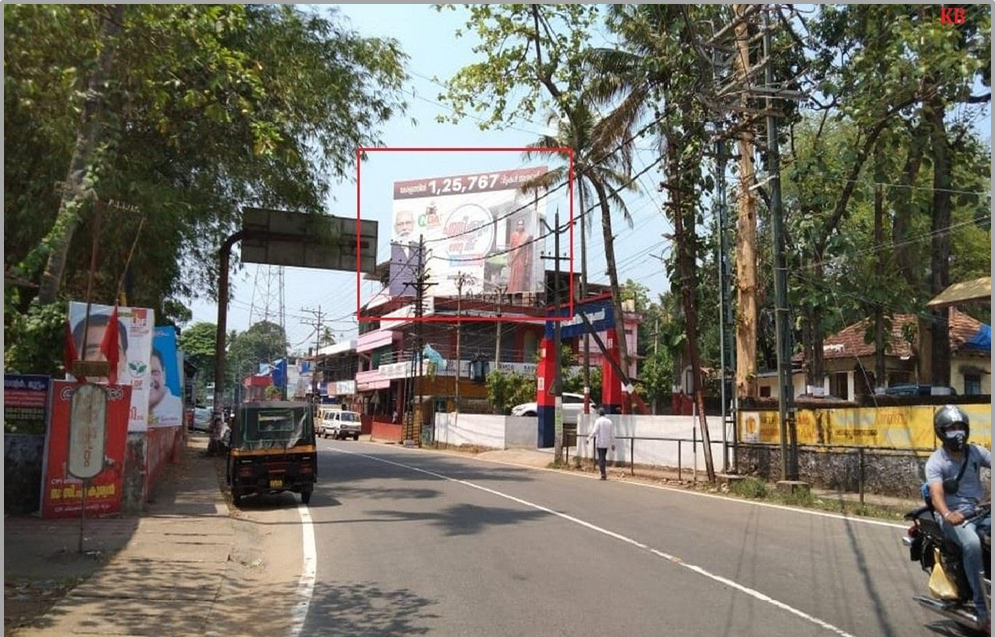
226, 401, 317, 505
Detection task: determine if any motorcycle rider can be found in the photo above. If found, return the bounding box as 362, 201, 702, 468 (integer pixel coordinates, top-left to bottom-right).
925, 405, 991, 630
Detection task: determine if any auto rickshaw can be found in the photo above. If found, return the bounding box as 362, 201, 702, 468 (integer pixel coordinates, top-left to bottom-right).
226, 401, 317, 505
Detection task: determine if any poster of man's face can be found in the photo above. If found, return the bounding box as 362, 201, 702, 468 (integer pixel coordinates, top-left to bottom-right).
149, 327, 183, 427
68, 302, 155, 432
71, 313, 130, 383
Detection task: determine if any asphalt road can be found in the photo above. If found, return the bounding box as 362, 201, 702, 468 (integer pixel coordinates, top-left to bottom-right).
302, 440, 947, 637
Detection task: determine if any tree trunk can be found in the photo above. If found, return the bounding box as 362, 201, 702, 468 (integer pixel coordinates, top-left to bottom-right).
892, 127, 924, 291
667, 138, 715, 482
873, 181, 885, 389
732, 4, 758, 400
926, 97, 951, 386
590, 178, 631, 388
802, 305, 814, 386
38, 5, 124, 304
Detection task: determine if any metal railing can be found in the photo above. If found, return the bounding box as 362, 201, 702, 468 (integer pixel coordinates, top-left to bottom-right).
568, 428, 710, 483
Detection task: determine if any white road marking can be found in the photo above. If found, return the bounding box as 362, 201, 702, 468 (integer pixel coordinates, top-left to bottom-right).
340, 439, 909, 530
289, 502, 316, 637
333, 447, 861, 637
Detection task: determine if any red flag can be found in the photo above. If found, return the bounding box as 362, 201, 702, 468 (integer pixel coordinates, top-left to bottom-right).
100, 306, 120, 385
64, 320, 83, 380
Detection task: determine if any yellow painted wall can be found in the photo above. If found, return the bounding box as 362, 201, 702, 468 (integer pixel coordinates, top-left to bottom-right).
739, 403, 991, 450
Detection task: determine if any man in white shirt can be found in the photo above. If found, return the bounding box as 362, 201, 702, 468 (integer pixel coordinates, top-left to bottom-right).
587, 408, 615, 480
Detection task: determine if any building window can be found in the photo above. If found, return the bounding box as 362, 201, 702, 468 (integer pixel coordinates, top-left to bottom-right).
964, 374, 982, 396
759, 385, 771, 398
830, 372, 848, 400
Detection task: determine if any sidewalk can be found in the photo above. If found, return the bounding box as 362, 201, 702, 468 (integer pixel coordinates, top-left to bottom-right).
8, 434, 235, 637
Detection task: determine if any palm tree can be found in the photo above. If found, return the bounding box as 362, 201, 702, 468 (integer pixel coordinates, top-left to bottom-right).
521, 93, 641, 389
585, 4, 726, 481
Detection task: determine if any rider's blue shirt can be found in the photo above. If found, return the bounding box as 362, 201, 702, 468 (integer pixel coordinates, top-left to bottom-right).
925, 444, 992, 516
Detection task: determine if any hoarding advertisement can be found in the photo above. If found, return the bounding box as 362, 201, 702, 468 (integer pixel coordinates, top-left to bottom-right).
390, 166, 548, 301
40, 381, 130, 519
68, 302, 155, 432
150, 327, 184, 428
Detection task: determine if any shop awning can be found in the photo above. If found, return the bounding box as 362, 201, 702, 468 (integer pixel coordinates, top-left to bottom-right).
926, 277, 991, 309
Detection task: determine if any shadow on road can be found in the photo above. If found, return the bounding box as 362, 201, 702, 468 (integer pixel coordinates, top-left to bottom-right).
304, 580, 440, 636
364, 503, 547, 536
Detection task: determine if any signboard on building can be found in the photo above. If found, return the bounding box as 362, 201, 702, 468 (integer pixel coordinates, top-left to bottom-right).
390, 167, 547, 299
545, 299, 615, 340
40, 381, 130, 518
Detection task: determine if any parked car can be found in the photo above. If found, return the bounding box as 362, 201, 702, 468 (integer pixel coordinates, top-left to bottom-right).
191, 407, 213, 432
882, 384, 958, 397
319, 410, 362, 440
511, 392, 597, 425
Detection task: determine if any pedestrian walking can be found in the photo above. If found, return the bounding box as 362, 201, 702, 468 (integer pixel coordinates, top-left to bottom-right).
587, 408, 615, 480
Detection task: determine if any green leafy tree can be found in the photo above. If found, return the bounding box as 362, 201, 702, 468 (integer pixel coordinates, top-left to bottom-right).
439, 4, 635, 380
486, 369, 537, 415
5, 4, 408, 312
228, 321, 287, 372
178, 321, 217, 372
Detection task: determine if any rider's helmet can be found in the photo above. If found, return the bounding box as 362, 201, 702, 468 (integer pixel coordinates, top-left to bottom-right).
934, 404, 970, 451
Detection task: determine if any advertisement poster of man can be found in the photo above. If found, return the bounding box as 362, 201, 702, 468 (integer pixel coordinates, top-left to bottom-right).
150, 327, 184, 427
68, 302, 154, 432
389, 208, 423, 298
40, 380, 131, 518
389, 166, 547, 301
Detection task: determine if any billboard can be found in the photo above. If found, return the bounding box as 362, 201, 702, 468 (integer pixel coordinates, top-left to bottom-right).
150, 327, 184, 427
68, 302, 155, 432
40, 381, 131, 518
389, 167, 547, 300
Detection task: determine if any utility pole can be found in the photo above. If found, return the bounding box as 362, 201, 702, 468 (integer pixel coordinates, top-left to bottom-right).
762, 9, 798, 481
702, 4, 804, 479
300, 305, 327, 402
494, 285, 506, 367
455, 272, 473, 414
402, 235, 434, 445
541, 210, 568, 464
574, 131, 592, 419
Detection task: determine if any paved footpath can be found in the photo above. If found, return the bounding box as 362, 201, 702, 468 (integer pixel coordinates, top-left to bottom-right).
13, 436, 235, 637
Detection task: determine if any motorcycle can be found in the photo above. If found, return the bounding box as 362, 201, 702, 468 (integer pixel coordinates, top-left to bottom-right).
902, 501, 991, 634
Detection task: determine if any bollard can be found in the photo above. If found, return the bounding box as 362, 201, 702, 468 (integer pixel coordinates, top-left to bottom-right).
678, 440, 682, 482
631, 438, 635, 476
693, 427, 698, 485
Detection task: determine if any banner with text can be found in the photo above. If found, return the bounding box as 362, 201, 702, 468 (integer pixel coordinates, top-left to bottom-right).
390, 167, 548, 301
40, 381, 131, 518
739, 404, 991, 450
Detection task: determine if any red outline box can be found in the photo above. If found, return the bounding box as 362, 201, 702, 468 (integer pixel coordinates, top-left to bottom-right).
355, 147, 574, 324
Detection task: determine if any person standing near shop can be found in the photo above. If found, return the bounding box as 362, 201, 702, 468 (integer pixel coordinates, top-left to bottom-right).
587, 408, 616, 480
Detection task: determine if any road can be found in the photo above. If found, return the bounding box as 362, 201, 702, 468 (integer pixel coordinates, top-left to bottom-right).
299, 439, 942, 637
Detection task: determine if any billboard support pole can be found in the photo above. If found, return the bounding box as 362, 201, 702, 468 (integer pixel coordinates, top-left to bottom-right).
214, 231, 245, 434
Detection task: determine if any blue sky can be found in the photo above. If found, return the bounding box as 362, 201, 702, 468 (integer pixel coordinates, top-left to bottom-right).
187, 4, 674, 351
186, 4, 991, 355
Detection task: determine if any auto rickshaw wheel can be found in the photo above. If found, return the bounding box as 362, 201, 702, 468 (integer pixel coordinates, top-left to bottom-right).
301, 486, 313, 505
233, 491, 243, 506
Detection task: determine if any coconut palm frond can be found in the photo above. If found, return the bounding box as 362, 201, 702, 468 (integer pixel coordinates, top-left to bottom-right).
518, 166, 568, 196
